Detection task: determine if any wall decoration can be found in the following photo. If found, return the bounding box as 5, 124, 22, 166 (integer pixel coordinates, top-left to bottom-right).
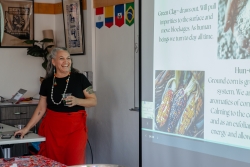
125, 2, 134, 26
93, 0, 134, 8
62, 0, 85, 55
105, 6, 113, 28
96, 7, 104, 29
115, 4, 124, 27
0, 0, 34, 47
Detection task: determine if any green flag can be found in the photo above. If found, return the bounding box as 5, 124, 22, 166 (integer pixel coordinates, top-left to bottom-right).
126, 2, 134, 26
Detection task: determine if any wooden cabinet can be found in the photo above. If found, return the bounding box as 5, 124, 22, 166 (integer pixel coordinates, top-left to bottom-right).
0, 104, 37, 157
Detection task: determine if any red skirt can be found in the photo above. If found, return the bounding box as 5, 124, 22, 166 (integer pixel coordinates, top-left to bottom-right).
38, 109, 88, 166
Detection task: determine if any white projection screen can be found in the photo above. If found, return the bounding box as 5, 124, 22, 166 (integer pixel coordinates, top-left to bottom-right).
140, 0, 250, 167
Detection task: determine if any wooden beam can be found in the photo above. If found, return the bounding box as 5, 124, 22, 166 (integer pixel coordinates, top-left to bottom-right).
34, 3, 54, 14
34, 1, 87, 14
54, 2, 62, 14
82, 0, 87, 10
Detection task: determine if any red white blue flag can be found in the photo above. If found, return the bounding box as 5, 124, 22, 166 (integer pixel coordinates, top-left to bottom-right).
105, 6, 113, 28
115, 4, 124, 27
96, 7, 104, 29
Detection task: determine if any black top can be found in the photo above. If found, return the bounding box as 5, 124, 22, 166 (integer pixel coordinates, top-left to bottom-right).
39, 72, 91, 112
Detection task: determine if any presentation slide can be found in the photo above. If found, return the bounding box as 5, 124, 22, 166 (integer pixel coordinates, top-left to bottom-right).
140, 0, 250, 167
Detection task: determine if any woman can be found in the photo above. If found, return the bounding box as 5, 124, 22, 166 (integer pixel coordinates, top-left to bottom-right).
14, 47, 97, 166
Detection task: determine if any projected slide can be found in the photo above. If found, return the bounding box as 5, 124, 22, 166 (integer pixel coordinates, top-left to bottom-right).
141, 0, 250, 152
154, 70, 204, 138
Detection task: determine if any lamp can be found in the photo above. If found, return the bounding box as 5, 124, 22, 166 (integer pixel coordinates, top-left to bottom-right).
42, 29, 55, 51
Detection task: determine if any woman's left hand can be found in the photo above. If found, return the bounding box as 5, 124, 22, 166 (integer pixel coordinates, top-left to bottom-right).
66, 95, 79, 107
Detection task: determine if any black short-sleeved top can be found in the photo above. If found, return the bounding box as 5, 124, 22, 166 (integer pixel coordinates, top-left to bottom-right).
39, 72, 91, 112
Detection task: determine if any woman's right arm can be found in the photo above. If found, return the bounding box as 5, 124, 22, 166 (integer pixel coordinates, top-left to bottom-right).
14, 95, 47, 138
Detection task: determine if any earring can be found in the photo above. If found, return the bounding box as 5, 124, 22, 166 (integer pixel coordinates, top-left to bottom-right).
53, 67, 57, 86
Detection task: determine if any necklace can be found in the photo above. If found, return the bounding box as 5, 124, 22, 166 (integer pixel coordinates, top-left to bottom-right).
51, 72, 70, 105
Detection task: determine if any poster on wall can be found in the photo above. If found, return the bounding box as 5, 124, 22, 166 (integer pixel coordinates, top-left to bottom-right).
0, 0, 34, 47
62, 0, 85, 55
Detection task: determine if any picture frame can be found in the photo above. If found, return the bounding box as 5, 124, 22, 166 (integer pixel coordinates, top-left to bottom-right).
62, 0, 85, 55
0, 0, 34, 47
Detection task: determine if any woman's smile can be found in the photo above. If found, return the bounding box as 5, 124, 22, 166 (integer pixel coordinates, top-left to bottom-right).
52, 50, 72, 77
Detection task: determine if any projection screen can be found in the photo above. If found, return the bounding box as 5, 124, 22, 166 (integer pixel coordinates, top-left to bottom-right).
140, 0, 250, 167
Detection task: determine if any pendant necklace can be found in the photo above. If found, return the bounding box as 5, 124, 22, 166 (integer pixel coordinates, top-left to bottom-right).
51, 72, 71, 105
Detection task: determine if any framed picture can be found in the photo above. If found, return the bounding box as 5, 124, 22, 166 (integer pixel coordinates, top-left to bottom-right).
0, 0, 34, 47
62, 0, 85, 55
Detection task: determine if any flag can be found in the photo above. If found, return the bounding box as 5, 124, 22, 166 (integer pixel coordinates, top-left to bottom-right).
115, 4, 124, 27
96, 7, 104, 29
126, 2, 134, 26
105, 6, 113, 28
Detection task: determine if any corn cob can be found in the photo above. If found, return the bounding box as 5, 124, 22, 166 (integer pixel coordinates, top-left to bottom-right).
175, 94, 196, 134
195, 97, 203, 115
155, 71, 181, 128
156, 89, 174, 127
155, 71, 174, 109
166, 88, 187, 132
155, 70, 174, 87
155, 71, 165, 85
175, 72, 204, 135
175, 95, 203, 134
166, 75, 197, 133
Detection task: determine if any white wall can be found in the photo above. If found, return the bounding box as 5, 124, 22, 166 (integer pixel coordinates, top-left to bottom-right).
85, 1, 139, 166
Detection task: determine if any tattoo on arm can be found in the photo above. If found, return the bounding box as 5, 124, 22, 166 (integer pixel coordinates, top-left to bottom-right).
38, 112, 40, 116
86, 86, 94, 94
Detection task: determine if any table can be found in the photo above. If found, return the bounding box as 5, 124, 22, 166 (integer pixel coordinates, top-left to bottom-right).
0, 155, 67, 167
0, 123, 45, 160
